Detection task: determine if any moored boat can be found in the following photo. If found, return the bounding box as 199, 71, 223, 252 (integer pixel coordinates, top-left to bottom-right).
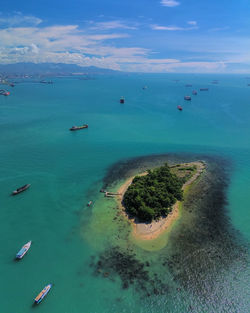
87, 200, 93, 206
200, 88, 209, 91
192, 90, 197, 95
184, 96, 191, 101
185, 84, 192, 87
12, 184, 31, 195
34, 284, 52, 304
177, 105, 183, 111
16, 241, 32, 259
69, 124, 88, 131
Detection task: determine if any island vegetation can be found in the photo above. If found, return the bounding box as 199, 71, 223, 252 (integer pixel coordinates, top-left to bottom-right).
123, 163, 187, 222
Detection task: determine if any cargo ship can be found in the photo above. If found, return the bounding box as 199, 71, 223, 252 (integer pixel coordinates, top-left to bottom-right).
200, 88, 209, 91
69, 124, 88, 131
12, 184, 31, 195
184, 96, 191, 101
16, 241, 32, 259
177, 105, 183, 111
34, 284, 52, 304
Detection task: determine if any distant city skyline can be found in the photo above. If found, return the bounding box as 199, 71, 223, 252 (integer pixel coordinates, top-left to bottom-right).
0, 0, 250, 73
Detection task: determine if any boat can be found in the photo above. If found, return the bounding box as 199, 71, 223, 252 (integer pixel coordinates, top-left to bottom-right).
0, 89, 10, 96
142, 86, 148, 90
12, 184, 31, 195
185, 84, 192, 87
69, 124, 88, 131
200, 88, 209, 91
177, 105, 183, 111
120, 97, 125, 104
16, 241, 32, 259
34, 284, 52, 304
184, 96, 191, 101
192, 90, 197, 95
87, 200, 93, 206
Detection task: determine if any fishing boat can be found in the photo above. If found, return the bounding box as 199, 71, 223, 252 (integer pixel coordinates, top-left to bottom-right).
184, 96, 191, 101
120, 97, 125, 104
0, 89, 10, 96
69, 124, 88, 131
192, 90, 198, 95
87, 200, 93, 207
12, 184, 31, 195
16, 241, 32, 259
34, 284, 52, 304
177, 105, 183, 111
200, 88, 209, 91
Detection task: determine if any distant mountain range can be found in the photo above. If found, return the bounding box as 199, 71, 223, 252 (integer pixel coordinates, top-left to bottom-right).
0, 63, 122, 76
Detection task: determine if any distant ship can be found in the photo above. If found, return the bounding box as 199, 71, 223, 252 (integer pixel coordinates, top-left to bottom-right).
34, 284, 52, 304
69, 124, 88, 131
16, 241, 32, 259
40, 80, 53, 84
12, 184, 31, 195
120, 97, 125, 103
177, 105, 183, 111
200, 88, 209, 91
0, 89, 10, 96
192, 90, 197, 95
184, 96, 191, 101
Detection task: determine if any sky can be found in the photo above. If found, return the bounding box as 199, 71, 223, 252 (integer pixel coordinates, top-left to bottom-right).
0, 0, 250, 73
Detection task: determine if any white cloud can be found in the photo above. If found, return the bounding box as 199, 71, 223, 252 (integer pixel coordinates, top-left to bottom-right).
187, 21, 197, 26
0, 12, 42, 26
160, 0, 180, 7
151, 24, 198, 31
90, 20, 137, 30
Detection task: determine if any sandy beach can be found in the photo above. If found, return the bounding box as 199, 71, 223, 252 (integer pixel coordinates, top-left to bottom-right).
116, 161, 206, 240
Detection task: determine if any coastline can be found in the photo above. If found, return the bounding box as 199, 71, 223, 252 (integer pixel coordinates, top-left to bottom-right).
116, 161, 206, 241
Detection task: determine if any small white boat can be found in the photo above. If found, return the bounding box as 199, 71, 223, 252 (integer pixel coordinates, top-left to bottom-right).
16, 241, 32, 259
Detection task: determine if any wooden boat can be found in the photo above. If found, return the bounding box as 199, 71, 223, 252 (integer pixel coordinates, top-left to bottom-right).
184, 96, 191, 101
16, 241, 32, 259
69, 124, 88, 131
177, 105, 183, 111
34, 284, 52, 304
87, 201, 93, 207
12, 184, 31, 195
0, 89, 10, 96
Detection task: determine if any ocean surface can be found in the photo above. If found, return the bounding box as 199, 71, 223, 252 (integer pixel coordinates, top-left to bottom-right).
0, 73, 249, 313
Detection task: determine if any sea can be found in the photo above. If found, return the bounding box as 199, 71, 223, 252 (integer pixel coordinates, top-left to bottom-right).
0, 73, 249, 313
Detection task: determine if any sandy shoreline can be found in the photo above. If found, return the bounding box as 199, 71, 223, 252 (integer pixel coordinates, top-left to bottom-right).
116, 161, 206, 241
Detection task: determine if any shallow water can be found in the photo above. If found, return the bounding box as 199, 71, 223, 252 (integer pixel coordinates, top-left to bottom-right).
0, 74, 249, 312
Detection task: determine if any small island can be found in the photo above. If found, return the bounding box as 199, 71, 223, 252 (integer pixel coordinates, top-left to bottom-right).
123, 163, 183, 222
114, 161, 205, 240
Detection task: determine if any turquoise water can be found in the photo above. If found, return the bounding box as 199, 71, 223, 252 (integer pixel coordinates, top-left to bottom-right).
0, 74, 249, 312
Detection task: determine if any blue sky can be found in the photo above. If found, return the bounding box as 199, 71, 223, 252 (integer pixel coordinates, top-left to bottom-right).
0, 0, 250, 72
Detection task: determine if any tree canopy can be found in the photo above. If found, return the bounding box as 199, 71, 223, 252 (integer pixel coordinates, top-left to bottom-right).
123, 163, 183, 222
